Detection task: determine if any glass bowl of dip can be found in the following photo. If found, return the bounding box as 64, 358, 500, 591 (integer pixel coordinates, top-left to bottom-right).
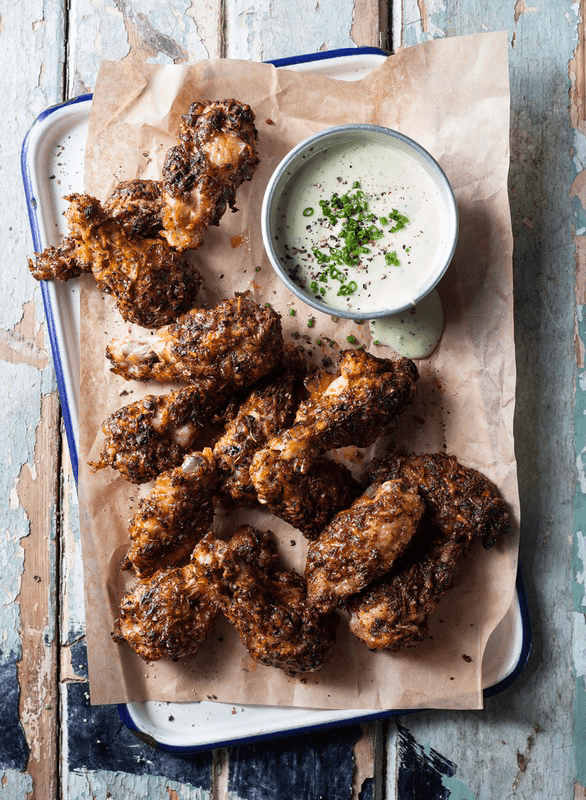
261, 124, 458, 320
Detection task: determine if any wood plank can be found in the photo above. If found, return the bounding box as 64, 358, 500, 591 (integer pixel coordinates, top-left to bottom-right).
0, 0, 67, 796
390, 1, 579, 797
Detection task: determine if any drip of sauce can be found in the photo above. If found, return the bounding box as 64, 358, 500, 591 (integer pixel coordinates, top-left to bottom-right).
369, 288, 444, 359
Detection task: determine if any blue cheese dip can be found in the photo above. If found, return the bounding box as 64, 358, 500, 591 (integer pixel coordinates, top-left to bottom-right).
273, 135, 451, 315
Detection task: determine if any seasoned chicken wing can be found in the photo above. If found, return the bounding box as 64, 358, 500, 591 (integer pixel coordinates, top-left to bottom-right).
28, 192, 202, 328
305, 480, 425, 613
366, 452, 511, 550
203, 526, 339, 676
106, 294, 283, 384
161, 99, 259, 251
102, 179, 165, 239
251, 455, 363, 540
251, 349, 418, 475
213, 346, 306, 505
347, 452, 511, 650
112, 535, 221, 661
123, 448, 218, 578
89, 380, 229, 484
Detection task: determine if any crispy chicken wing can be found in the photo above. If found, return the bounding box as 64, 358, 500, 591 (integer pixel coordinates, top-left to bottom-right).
102, 179, 165, 238
202, 526, 339, 676
367, 452, 511, 550
106, 294, 283, 384
347, 452, 511, 650
161, 99, 259, 251
123, 448, 218, 578
250, 455, 363, 540
89, 380, 229, 484
29, 192, 202, 328
112, 535, 221, 661
251, 350, 418, 475
212, 346, 306, 505
305, 480, 425, 613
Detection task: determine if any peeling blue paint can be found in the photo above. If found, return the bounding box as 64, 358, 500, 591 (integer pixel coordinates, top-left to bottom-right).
0, 656, 29, 770
396, 722, 458, 800
228, 725, 363, 800
574, 306, 586, 785
66, 680, 213, 787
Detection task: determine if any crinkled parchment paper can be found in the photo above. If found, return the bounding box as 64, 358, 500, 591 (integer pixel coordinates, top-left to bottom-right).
78, 31, 519, 710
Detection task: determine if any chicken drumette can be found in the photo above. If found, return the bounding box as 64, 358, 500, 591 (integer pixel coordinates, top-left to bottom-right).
212, 346, 306, 505
251, 349, 418, 475
123, 448, 218, 578
106, 294, 283, 384
251, 456, 363, 540
346, 452, 511, 651
28, 190, 202, 328
199, 526, 339, 676
161, 99, 259, 251
305, 480, 425, 613
112, 534, 221, 661
89, 380, 230, 484
249, 350, 417, 537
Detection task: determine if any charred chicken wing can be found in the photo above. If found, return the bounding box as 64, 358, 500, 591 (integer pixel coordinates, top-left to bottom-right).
106, 294, 283, 384
89, 380, 229, 484
213, 346, 306, 505
208, 526, 339, 676
161, 99, 259, 251
347, 452, 511, 650
251, 349, 418, 476
250, 455, 363, 540
112, 535, 221, 661
305, 480, 425, 613
29, 192, 202, 328
123, 448, 218, 578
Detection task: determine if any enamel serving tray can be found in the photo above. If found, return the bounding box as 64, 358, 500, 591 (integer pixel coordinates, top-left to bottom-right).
21, 47, 531, 752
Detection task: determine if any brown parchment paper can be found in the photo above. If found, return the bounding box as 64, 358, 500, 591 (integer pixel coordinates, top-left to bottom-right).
78, 31, 519, 710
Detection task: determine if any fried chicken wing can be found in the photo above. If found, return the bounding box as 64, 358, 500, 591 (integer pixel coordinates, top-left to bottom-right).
102, 179, 165, 238
206, 526, 339, 676
346, 519, 471, 651
347, 452, 511, 650
29, 192, 202, 328
251, 350, 418, 475
123, 448, 218, 578
89, 380, 230, 484
106, 294, 283, 384
112, 547, 220, 662
305, 480, 425, 613
250, 455, 363, 539
367, 452, 511, 549
213, 346, 306, 505
161, 99, 259, 251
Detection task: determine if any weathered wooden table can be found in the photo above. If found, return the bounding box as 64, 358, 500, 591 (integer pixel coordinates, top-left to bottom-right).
2, 1, 582, 797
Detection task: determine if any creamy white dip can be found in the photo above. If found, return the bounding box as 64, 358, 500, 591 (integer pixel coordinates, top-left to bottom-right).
273, 136, 451, 314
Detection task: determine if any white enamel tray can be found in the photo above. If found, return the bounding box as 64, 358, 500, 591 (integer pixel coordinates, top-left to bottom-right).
21, 48, 531, 752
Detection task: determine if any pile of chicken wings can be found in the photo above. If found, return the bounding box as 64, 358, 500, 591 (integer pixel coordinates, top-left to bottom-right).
97, 293, 510, 676
28, 98, 511, 677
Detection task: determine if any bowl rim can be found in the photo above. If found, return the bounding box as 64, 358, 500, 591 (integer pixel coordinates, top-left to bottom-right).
261, 123, 459, 320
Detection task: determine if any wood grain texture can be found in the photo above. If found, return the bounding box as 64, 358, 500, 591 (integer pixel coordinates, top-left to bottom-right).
6, 0, 582, 797
0, 0, 66, 796
391, 2, 579, 798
